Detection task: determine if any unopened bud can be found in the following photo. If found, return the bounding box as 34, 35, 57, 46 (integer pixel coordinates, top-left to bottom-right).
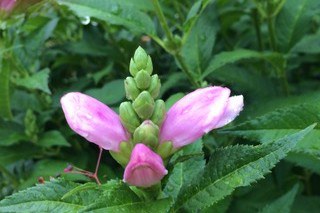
134, 70, 151, 89
145, 56, 153, 75
151, 100, 166, 126
110, 141, 133, 166
156, 141, 173, 159
132, 91, 155, 119
134, 46, 148, 70
133, 120, 159, 148
124, 77, 140, 100
148, 75, 161, 98
119, 102, 141, 133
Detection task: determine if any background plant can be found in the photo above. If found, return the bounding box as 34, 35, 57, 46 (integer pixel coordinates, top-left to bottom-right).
0, 0, 320, 212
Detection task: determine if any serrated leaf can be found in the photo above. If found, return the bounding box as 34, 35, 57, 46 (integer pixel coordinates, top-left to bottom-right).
14, 68, 51, 94
38, 131, 70, 148
0, 179, 101, 212
164, 141, 205, 200
173, 125, 314, 212
201, 49, 285, 79
58, 0, 155, 35
259, 184, 299, 213
275, 0, 320, 52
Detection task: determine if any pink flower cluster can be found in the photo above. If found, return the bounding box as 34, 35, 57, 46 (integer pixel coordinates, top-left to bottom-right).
0, 0, 16, 11
61, 86, 243, 187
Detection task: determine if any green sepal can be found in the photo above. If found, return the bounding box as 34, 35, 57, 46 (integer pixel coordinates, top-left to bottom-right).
129, 58, 139, 77
110, 141, 133, 167
151, 100, 166, 126
132, 91, 155, 119
124, 77, 140, 100
157, 141, 173, 159
134, 70, 151, 90
148, 75, 161, 98
119, 102, 141, 133
133, 120, 159, 148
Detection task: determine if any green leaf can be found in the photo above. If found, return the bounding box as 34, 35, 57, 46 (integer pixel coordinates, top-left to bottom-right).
292, 195, 320, 213
164, 141, 205, 200
0, 58, 13, 119
275, 0, 320, 52
259, 184, 299, 213
291, 32, 320, 54
165, 93, 184, 110
0, 119, 25, 146
182, 3, 218, 76
0, 144, 41, 167
14, 68, 51, 94
0, 179, 99, 212
173, 125, 314, 212
201, 49, 286, 79
59, 0, 155, 35
85, 79, 125, 105
38, 131, 70, 148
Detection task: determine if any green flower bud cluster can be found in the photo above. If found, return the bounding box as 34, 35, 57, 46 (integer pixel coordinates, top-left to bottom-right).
119, 46, 167, 152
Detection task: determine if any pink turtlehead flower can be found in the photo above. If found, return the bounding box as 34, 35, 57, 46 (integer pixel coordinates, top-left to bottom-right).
160, 86, 243, 148
0, 0, 16, 11
60, 92, 129, 152
124, 143, 168, 187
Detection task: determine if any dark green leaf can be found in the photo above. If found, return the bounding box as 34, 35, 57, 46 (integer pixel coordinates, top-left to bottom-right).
38, 131, 70, 148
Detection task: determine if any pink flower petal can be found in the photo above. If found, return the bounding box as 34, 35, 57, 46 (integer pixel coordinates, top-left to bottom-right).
124, 144, 167, 187
60, 92, 129, 151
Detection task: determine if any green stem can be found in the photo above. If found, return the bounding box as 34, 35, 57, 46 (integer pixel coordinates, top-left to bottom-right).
151, 0, 174, 41
151, 0, 200, 88
267, 16, 277, 51
252, 9, 264, 51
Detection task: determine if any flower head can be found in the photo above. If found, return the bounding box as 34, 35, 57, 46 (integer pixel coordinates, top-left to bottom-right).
124, 143, 168, 187
60, 92, 129, 151
160, 86, 243, 148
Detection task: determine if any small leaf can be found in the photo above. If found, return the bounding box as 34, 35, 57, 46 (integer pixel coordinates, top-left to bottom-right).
14, 68, 51, 94
59, 0, 155, 35
85, 79, 125, 105
260, 184, 299, 213
201, 49, 285, 79
38, 131, 70, 148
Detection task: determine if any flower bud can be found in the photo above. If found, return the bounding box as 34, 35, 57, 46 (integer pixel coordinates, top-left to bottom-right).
151, 100, 166, 126
124, 143, 168, 187
133, 120, 159, 148
110, 141, 133, 166
119, 102, 141, 133
124, 77, 140, 100
134, 70, 151, 90
148, 75, 161, 98
145, 56, 153, 75
156, 141, 173, 159
133, 46, 148, 71
132, 91, 155, 120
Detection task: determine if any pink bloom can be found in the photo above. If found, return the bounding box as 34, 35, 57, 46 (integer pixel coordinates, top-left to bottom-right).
124, 143, 168, 187
60, 92, 129, 152
160, 86, 243, 148
0, 0, 16, 11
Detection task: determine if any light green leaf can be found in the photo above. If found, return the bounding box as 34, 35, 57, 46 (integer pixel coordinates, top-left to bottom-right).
275, 0, 320, 52
38, 131, 70, 148
14, 68, 51, 94
173, 125, 314, 212
85, 79, 125, 105
291, 32, 320, 54
58, 0, 155, 35
260, 184, 299, 213
201, 49, 286, 79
